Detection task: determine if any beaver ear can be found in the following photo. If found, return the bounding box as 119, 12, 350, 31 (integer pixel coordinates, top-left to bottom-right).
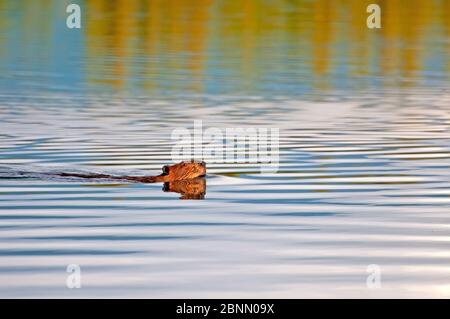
162, 165, 170, 174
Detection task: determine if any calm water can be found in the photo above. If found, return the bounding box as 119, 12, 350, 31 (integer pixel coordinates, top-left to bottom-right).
0, 0, 449, 298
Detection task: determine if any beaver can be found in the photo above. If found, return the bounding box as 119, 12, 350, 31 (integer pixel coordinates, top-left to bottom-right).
58, 160, 206, 183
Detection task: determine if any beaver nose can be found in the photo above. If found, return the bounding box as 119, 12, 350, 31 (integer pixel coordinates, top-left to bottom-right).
201, 161, 206, 167
162, 165, 169, 174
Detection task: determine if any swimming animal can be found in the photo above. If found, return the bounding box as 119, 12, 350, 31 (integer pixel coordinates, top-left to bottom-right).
57, 160, 206, 183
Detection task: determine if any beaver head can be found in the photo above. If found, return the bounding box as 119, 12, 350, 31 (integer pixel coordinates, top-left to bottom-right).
162, 160, 206, 182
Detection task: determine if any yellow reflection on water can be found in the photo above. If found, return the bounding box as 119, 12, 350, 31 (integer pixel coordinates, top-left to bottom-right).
0, 0, 448, 94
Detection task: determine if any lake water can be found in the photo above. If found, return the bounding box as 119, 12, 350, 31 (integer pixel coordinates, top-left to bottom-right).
0, 0, 449, 298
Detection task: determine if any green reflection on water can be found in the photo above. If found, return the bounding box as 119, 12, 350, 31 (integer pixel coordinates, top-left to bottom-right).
0, 0, 448, 96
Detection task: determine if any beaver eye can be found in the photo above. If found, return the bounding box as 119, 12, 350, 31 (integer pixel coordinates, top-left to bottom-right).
162, 166, 169, 174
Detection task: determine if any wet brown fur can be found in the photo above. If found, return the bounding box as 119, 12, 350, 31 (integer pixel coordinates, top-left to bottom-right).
58, 160, 206, 183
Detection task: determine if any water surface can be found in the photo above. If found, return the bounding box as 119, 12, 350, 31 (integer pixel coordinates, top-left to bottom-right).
0, 0, 449, 298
